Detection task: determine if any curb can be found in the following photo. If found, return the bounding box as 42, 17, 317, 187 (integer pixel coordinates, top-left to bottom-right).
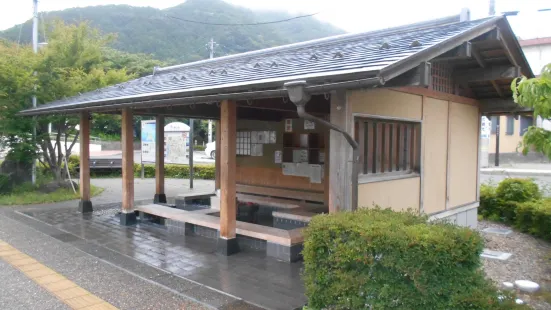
481, 170, 551, 177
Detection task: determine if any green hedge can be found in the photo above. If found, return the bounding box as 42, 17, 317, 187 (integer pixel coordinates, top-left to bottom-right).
303, 208, 524, 309
0, 173, 12, 194
133, 163, 214, 179
515, 199, 551, 240
480, 179, 540, 224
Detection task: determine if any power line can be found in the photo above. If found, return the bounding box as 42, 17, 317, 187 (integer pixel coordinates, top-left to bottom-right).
165, 11, 320, 26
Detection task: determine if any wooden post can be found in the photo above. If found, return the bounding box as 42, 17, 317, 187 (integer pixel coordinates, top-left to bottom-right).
154, 115, 166, 203
328, 90, 354, 212
217, 100, 239, 255
78, 112, 93, 213
214, 120, 221, 192
120, 108, 136, 225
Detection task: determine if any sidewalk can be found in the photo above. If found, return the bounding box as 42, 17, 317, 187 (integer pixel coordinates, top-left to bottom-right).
481, 163, 551, 176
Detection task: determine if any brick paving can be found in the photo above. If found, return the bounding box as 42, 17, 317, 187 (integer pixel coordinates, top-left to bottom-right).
17, 205, 306, 310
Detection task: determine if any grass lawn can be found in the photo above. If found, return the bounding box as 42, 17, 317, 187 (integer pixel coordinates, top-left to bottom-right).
0, 184, 103, 206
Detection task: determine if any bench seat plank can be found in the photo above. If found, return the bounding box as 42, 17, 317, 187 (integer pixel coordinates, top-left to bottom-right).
236, 184, 324, 203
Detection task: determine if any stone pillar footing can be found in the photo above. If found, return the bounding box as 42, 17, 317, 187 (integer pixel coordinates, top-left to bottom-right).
78, 200, 93, 213
216, 237, 240, 256
120, 212, 137, 226
153, 194, 167, 204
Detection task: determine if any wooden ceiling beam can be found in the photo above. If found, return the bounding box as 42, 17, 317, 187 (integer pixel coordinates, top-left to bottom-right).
479, 98, 531, 114
471, 45, 486, 68
432, 42, 472, 62
454, 65, 520, 83
490, 80, 504, 98
385, 62, 431, 88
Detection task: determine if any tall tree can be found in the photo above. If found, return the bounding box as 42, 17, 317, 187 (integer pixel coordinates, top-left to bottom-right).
512, 64, 551, 157
1, 21, 133, 182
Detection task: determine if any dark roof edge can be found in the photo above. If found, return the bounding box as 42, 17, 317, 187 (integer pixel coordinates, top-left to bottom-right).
379, 16, 503, 82
156, 14, 464, 74
497, 18, 535, 78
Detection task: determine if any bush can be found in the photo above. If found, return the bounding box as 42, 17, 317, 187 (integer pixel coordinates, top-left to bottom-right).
193, 145, 206, 152
496, 178, 540, 202
515, 199, 551, 239
0, 173, 12, 194
479, 184, 499, 218
303, 208, 524, 309
133, 163, 215, 179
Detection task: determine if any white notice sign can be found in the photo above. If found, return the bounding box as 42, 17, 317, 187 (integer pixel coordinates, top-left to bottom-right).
309, 164, 322, 183
282, 163, 295, 175
304, 120, 315, 130
274, 150, 282, 164
251, 143, 263, 156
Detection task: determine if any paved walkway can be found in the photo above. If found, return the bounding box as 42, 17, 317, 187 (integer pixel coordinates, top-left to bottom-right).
481, 163, 551, 176
0, 178, 306, 309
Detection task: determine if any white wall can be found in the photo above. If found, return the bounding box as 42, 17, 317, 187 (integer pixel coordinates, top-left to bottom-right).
522, 43, 551, 76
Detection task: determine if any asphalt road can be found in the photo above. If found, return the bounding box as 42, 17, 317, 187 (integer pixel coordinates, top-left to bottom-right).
480, 174, 551, 196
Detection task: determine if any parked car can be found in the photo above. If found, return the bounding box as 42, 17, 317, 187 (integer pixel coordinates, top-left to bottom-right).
205, 141, 215, 159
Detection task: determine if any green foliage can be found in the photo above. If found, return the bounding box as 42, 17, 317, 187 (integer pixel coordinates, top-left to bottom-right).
134, 163, 215, 180
496, 178, 541, 202
0, 184, 103, 206
514, 200, 551, 239
303, 208, 525, 310
0, 173, 12, 194
0, 0, 343, 63
512, 63, 551, 158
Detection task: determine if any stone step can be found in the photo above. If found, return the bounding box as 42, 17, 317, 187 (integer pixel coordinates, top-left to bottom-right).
482, 227, 513, 235
481, 249, 512, 261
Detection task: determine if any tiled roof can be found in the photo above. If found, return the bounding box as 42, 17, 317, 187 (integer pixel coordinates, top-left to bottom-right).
24, 16, 498, 115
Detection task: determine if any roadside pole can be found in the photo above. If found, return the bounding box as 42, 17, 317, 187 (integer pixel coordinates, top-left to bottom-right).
189, 119, 194, 189
31, 0, 38, 185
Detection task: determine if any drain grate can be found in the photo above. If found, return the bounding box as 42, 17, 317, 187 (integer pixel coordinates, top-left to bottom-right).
482, 227, 513, 235
481, 249, 512, 261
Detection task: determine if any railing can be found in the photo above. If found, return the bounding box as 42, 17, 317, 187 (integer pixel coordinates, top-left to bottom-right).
49, 134, 102, 144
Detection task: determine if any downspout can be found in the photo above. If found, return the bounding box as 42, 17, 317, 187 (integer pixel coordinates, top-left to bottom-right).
284, 80, 378, 211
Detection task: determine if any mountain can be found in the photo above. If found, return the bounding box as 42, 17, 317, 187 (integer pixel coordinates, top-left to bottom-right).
0, 0, 344, 64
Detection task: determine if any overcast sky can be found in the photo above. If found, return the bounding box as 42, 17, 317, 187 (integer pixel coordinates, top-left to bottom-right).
1, 0, 550, 39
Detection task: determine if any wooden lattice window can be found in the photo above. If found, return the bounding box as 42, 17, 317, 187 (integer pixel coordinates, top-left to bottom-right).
236, 131, 251, 156
355, 118, 421, 176
431, 62, 455, 94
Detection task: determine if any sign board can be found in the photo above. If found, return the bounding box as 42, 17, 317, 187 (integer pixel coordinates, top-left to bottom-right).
141, 120, 156, 163
141, 120, 189, 165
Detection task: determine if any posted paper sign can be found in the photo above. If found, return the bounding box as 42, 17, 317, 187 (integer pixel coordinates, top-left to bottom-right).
285, 119, 293, 132
274, 150, 282, 164
309, 164, 322, 183
304, 120, 315, 130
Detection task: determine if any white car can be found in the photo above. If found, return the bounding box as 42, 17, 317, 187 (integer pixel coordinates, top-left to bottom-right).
205, 142, 215, 159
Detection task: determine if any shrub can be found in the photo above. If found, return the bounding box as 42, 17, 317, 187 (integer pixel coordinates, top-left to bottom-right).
515, 199, 551, 240
479, 184, 499, 218
133, 163, 215, 179
496, 178, 540, 202
303, 208, 525, 309
0, 173, 12, 194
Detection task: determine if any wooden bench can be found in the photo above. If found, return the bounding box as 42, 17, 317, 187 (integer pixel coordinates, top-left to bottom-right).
236, 184, 325, 203
135, 204, 303, 246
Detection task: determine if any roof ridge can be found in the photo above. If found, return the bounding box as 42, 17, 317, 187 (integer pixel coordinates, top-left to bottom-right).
157, 14, 493, 74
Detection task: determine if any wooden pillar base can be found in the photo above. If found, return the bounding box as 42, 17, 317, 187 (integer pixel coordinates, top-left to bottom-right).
120, 211, 137, 226
216, 237, 240, 256
153, 194, 167, 204
78, 200, 93, 213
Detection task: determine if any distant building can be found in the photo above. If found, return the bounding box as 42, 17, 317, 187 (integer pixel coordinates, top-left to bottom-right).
488, 36, 551, 163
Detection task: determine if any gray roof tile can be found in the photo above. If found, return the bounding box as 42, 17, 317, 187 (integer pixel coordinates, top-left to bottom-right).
25, 16, 495, 114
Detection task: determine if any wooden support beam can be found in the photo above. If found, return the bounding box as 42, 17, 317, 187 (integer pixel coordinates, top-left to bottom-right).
479, 98, 532, 114
471, 45, 486, 68
154, 115, 166, 203
490, 80, 504, 98
432, 42, 472, 62
218, 100, 239, 255
78, 112, 93, 213
454, 65, 520, 83
120, 108, 136, 225
214, 120, 221, 192
384, 62, 432, 88
329, 90, 354, 213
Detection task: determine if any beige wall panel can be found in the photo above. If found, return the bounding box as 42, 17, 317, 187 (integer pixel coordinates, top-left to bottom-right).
358, 177, 420, 211
449, 102, 479, 208
422, 98, 449, 214
489, 116, 523, 153
349, 89, 423, 120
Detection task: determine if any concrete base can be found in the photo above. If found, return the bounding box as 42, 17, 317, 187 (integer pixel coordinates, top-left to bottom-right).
216, 237, 240, 256
429, 202, 478, 229
120, 212, 137, 226
153, 194, 167, 204
267, 242, 303, 262
78, 200, 93, 213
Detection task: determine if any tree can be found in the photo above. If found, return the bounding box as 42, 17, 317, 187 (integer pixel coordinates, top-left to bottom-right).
1, 21, 133, 183
512, 63, 551, 158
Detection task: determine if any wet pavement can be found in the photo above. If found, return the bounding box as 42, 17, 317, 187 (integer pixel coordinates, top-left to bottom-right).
3, 203, 306, 310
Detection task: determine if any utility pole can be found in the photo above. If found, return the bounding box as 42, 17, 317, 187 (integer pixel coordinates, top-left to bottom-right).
489, 0, 496, 16
207, 38, 215, 143
31, 0, 38, 185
